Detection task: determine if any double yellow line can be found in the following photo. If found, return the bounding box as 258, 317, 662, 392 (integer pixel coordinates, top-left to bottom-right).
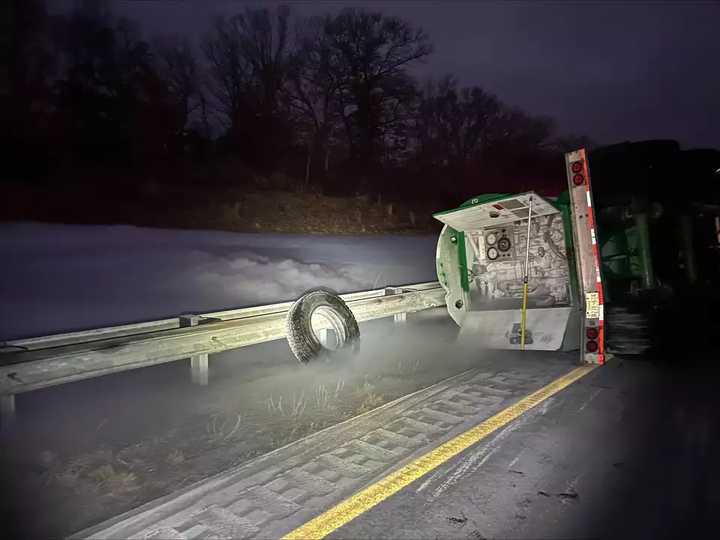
284, 364, 595, 539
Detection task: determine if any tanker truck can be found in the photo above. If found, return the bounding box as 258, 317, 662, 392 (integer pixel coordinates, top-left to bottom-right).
432, 141, 720, 360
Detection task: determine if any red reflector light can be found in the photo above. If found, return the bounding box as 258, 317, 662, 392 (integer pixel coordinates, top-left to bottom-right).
571, 161, 583, 173
586, 327, 599, 340
586, 340, 598, 353
573, 173, 585, 186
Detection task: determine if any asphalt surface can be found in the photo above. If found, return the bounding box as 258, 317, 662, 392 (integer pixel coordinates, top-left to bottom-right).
75, 348, 576, 539
76, 350, 720, 540
330, 358, 720, 540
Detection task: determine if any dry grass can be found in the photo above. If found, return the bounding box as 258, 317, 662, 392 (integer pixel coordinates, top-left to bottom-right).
355, 380, 375, 396
265, 391, 307, 419
51, 449, 110, 488
314, 384, 331, 409
166, 449, 185, 465
49, 447, 144, 496
290, 392, 307, 418
87, 464, 138, 495
313, 379, 346, 411
3, 169, 443, 236
358, 392, 385, 414
206, 412, 243, 443
354, 379, 386, 414
334, 378, 346, 398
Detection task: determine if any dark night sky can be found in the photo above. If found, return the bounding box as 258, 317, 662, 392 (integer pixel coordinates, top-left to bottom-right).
50, 1, 720, 149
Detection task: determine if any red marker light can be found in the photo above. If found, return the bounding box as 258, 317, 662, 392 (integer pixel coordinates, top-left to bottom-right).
586, 327, 599, 340
573, 173, 585, 186
571, 161, 583, 173
586, 340, 599, 353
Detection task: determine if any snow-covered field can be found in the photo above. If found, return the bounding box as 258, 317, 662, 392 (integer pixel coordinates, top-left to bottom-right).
0, 223, 439, 340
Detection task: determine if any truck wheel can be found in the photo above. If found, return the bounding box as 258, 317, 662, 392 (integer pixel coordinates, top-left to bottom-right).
286, 288, 360, 364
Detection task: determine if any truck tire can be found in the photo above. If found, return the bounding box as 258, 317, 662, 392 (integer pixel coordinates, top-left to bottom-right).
286, 288, 360, 364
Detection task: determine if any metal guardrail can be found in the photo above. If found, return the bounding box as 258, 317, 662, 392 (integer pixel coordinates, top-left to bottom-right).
0, 282, 446, 417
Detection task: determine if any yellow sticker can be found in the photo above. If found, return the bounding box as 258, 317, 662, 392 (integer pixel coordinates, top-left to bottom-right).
585, 292, 599, 318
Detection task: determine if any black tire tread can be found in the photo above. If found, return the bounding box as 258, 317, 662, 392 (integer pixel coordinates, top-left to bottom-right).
286, 289, 360, 364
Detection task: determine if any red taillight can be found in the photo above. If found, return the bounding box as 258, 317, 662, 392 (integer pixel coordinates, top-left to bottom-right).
573, 173, 585, 186
571, 161, 583, 173
586, 327, 599, 340
586, 340, 598, 353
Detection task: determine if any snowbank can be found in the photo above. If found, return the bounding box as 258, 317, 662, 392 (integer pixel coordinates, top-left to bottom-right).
0, 223, 438, 340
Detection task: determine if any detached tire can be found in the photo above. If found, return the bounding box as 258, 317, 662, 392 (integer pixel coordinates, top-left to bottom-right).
286, 288, 360, 364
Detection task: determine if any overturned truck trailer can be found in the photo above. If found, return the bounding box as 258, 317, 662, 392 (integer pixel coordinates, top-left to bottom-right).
434, 149, 605, 364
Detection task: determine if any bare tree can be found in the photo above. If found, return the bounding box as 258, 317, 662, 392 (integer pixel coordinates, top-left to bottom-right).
201, 15, 253, 133
416, 76, 502, 172
287, 17, 343, 186
201, 6, 293, 168
487, 106, 555, 155
5, 0, 57, 152
320, 9, 432, 173
235, 6, 291, 117
50, 7, 182, 164
154, 36, 200, 131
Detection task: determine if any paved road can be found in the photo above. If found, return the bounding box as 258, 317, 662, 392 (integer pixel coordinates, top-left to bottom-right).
331, 358, 720, 540
76, 353, 720, 540
75, 351, 576, 539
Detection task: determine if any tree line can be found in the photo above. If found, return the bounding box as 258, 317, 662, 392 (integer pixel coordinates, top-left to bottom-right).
4, 1, 592, 201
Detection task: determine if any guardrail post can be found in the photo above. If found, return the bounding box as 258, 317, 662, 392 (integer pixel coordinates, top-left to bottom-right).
181, 315, 209, 386
318, 328, 328, 347
385, 287, 408, 324
317, 328, 338, 348
191, 355, 209, 386
1, 394, 16, 431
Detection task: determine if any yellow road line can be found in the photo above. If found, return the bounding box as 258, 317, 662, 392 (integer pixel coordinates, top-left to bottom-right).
283, 364, 596, 540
